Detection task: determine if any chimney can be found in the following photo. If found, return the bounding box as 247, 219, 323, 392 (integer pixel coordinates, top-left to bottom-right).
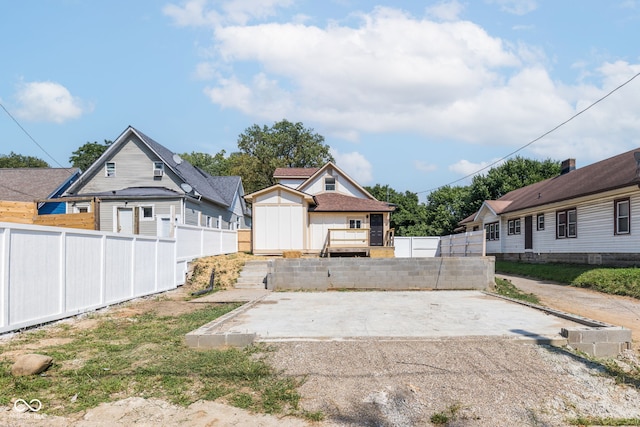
560, 158, 575, 175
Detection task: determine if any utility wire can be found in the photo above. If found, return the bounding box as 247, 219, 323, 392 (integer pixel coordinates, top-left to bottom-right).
0, 101, 68, 169
415, 71, 640, 195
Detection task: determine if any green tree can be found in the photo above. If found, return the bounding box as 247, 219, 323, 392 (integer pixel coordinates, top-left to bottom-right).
366, 184, 429, 236
0, 152, 49, 168
467, 156, 561, 212
69, 140, 113, 172
235, 119, 334, 193
423, 185, 472, 236
181, 150, 231, 176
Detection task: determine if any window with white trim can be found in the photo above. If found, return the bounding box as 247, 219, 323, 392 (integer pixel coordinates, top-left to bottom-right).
508, 219, 521, 235
615, 198, 630, 235
537, 214, 545, 230
105, 162, 116, 177
349, 219, 362, 229
153, 162, 164, 177
324, 177, 336, 191
140, 206, 154, 221
485, 222, 499, 240
557, 208, 577, 238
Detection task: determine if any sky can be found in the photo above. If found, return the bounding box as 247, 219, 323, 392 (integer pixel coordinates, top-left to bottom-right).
1, 0, 639, 200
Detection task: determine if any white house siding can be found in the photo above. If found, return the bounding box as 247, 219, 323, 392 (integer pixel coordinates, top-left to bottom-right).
309, 214, 350, 251
77, 136, 183, 195
279, 178, 306, 188
491, 188, 640, 255
100, 199, 180, 236
252, 189, 306, 253
300, 169, 367, 198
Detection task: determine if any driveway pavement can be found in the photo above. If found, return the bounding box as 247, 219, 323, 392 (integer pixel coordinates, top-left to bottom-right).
205, 290, 584, 344
499, 274, 640, 346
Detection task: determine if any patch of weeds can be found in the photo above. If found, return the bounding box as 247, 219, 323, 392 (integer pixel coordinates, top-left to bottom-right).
493, 278, 541, 304
430, 402, 461, 425
230, 392, 254, 409
601, 359, 640, 389
302, 410, 325, 421
568, 416, 640, 426
0, 303, 302, 419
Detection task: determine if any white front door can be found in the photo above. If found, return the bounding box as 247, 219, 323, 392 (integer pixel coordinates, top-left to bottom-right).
117, 208, 134, 234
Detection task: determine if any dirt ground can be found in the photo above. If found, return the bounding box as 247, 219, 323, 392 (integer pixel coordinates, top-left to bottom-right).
2, 273, 640, 426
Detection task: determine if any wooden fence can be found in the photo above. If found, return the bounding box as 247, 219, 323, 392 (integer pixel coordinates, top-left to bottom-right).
0, 198, 98, 230
237, 229, 252, 253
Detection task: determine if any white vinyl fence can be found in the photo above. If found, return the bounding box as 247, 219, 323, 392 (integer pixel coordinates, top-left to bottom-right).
394, 230, 486, 258
439, 230, 486, 257
174, 224, 237, 283
394, 237, 440, 258
1, 222, 237, 334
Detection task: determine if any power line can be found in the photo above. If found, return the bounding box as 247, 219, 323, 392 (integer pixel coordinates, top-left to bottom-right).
0, 101, 67, 169
415, 71, 640, 195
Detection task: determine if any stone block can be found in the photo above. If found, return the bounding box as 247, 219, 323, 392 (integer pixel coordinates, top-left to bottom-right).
225, 333, 256, 348
593, 342, 626, 358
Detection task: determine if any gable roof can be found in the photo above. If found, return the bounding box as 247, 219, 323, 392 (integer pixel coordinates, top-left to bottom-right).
296, 162, 377, 200
0, 168, 80, 202
244, 183, 315, 203
482, 147, 640, 216
273, 167, 320, 179
66, 126, 244, 209
310, 193, 395, 212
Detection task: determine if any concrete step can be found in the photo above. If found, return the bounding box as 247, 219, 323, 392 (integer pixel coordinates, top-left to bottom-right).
234, 261, 269, 290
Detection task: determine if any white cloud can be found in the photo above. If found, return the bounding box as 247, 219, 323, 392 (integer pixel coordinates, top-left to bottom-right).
426, 0, 464, 21
167, 3, 640, 167
486, 0, 538, 15
14, 81, 89, 123
449, 158, 504, 177
414, 161, 438, 173
192, 62, 217, 80
163, 0, 293, 27
330, 148, 374, 184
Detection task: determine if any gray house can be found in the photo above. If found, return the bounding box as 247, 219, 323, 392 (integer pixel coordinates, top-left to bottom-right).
63, 126, 250, 236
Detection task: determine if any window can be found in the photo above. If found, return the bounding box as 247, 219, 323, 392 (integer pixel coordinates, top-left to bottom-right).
324, 177, 336, 191
153, 162, 164, 177
485, 222, 499, 241
74, 206, 89, 213
557, 208, 577, 238
349, 219, 362, 229
105, 162, 116, 177
537, 214, 545, 230
615, 198, 630, 235
140, 206, 154, 220
508, 219, 521, 235
206, 216, 213, 228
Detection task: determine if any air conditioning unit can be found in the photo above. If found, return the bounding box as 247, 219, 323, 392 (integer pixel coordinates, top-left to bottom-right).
153, 169, 164, 177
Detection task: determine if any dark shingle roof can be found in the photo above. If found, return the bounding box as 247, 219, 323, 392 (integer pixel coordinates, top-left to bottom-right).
0, 168, 80, 202
495, 148, 640, 214
310, 193, 395, 212
124, 127, 252, 209
273, 167, 320, 178
76, 187, 182, 198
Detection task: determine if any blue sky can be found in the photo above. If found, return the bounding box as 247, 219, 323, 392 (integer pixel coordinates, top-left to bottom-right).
1, 1, 639, 199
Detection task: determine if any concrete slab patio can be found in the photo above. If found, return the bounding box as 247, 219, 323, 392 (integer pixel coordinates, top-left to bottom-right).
186, 290, 595, 349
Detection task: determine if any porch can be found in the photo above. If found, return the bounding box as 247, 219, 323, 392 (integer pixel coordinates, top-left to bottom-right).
320, 228, 395, 257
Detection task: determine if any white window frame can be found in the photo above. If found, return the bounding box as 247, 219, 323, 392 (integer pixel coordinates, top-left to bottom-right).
105, 162, 116, 177
324, 176, 336, 191
537, 214, 545, 231
348, 218, 363, 229
615, 198, 630, 235
508, 219, 521, 235
153, 162, 164, 177
139, 205, 155, 221
557, 208, 577, 238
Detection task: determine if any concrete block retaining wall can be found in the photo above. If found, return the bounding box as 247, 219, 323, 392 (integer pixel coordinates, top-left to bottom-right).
562, 327, 632, 357
266, 257, 495, 291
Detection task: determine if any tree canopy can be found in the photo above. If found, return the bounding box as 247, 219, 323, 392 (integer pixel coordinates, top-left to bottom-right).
366, 184, 429, 236
234, 119, 334, 193
0, 152, 49, 168
69, 140, 113, 172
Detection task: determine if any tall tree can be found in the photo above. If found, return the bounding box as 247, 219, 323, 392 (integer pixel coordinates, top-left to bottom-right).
235, 119, 334, 193
181, 150, 231, 176
366, 184, 429, 236
0, 152, 49, 168
423, 185, 472, 236
69, 140, 113, 172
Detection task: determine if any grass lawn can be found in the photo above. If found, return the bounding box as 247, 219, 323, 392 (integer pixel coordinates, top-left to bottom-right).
496, 261, 640, 299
